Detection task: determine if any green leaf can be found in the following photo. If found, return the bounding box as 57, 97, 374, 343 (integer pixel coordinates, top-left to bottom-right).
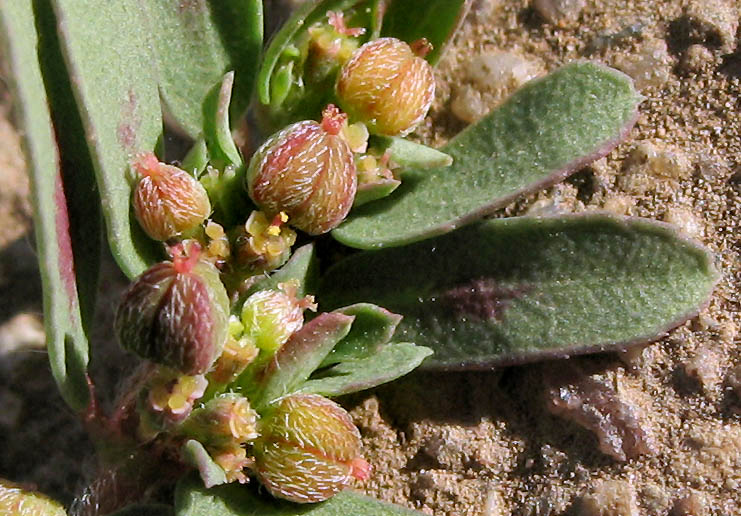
244, 313, 355, 409
50, 0, 262, 277
322, 304, 402, 365
354, 179, 401, 207
182, 138, 210, 178
257, 0, 367, 106
255, 0, 377, 131
321, 215, 719, 369
332, 62, 642, 250
301, 343, 432, 397
142, 0, 263, 137
0, 0, 92, 411
110, 505, 175, 516
236, 243, 319, 312
182, 440, 228, 489
372, 136, 453, 170
51, 0, 165, 278
203, 72, 243, 169
175, 474, 424, 516
380, 0, 471, 64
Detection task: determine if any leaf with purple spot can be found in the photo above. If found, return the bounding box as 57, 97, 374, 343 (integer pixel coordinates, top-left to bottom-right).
320, 214, 719, 369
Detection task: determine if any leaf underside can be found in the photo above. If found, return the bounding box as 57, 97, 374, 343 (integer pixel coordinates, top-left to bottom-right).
0, 0, 92, 411
321, 215, 718, 369
175, 474, 424, 516
332, 62, 642, 250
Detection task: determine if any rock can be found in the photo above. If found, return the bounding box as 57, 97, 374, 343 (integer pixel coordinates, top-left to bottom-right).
640, 483, 672, 514
450, 84, 488, 124
614, 39, 673, 90
684, 0, 739, 53
602, 194, 635, 216
451, 51, 542, 123
578, 480, 639, 516
619, 140, 693, 194
663, 207, 705, 239
671, 490, 709, 516
483, 487, 506, 516
533, 0, 586, 26
680, 45, 717, 75
683, 345, 723, 392
544, 363, 657, 461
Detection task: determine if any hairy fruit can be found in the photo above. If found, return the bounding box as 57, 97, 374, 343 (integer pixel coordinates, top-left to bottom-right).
115, 242, 229, 375
131, 152, 211, 241
336, 37, 435, 136
246, 105, 357, 235
253, 393, 369, 503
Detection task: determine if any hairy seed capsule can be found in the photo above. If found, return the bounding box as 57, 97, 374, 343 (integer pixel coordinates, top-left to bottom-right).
240, 282, 316, 353
115, 242, 229, 375
131, 152, 211, 241
0, 479, 66, 516
336, 37, 435, 136
253, 394, 370, 503
246, 105, 357, 235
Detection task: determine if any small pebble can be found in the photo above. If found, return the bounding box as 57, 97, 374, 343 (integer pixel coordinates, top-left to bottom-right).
619, 140, 693, 194
579, 480, 639, 516
614, 39, 673, 90
483, 487, 506, 516
683, 344, 723, 391
663, 207, 705, 239
640, 483, 672, 514
684, 0, 739, 53
452, 51, 541, 123
0, 312, 45, 356
533, 0, 586, 26
450, 85, 488, 124
602, 194, 635, 216
680, 44, 717, 75
671, 490, 709, 516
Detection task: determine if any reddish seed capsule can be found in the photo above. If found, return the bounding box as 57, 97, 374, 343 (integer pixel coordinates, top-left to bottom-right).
115, 241, 229, 375
131, 152, 211, 241
336, 37, 435, 136
253, 393, 370, 503
246, 105, 357, 235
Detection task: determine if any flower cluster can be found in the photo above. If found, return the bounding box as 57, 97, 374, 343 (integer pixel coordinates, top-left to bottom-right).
113, 10, 436, 504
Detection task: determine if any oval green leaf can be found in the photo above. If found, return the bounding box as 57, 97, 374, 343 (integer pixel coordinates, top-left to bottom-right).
332, 62, 642, 250
175, 474, 424, 516
142, 0, 263, 137
321, 215, 719, 369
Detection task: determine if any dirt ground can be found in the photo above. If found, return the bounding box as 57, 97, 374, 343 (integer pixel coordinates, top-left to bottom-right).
1, 0, 740, 514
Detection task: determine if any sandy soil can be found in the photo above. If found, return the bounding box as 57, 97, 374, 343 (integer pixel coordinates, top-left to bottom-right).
0, 0, 739, 514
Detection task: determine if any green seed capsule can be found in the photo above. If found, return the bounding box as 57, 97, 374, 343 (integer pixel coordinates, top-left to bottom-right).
131, 152, 211, 241
115, 241, 229, 375
336, 37, 435, 136
240, 282, 316, 354
253, 394, 370, 503
246, 105, 357, 235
